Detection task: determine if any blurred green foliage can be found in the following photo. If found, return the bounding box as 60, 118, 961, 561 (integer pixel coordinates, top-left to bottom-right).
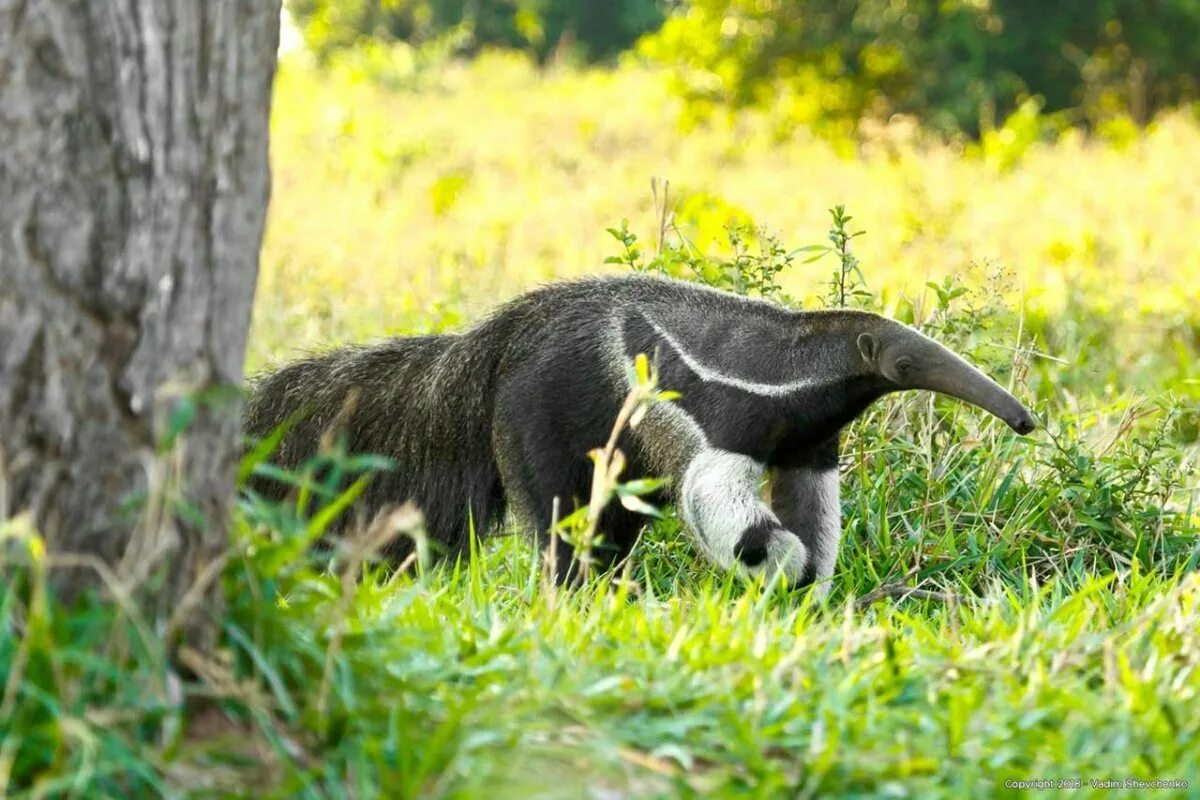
288, 0, 668, 62
289, 0, 1198, 138
640, 0, 1200, 137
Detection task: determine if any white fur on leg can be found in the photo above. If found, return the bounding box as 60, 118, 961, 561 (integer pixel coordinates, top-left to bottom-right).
680, 448, 767, 567
680, 448, 809, 583
757, 528, 809, 585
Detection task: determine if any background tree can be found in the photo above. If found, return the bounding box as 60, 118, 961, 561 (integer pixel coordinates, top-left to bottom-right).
288, 0, 668, 63
0, 2, 281, 644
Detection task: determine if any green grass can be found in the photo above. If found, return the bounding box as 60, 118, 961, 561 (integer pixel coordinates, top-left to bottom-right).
3, 49, 1200, 798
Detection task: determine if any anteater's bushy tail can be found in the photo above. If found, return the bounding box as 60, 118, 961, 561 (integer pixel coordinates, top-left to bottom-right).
243, 310, 526, 555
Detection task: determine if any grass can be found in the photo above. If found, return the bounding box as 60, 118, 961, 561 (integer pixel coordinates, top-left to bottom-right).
3, 49, 1200, 798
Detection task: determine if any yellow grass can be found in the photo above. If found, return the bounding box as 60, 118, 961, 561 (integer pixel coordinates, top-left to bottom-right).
252, 51, 1200, 372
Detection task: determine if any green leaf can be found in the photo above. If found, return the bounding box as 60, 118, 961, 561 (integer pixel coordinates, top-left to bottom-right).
617, 477, 668, 496
634, 352, 651, 385
619, 493, 662, 518
306, 474, 373, 540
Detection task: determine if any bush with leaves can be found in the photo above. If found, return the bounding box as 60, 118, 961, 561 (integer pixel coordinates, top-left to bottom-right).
640, 0, 1200, 139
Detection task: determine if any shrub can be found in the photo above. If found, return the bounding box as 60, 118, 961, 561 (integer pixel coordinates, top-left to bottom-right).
640, 0, 1200, 139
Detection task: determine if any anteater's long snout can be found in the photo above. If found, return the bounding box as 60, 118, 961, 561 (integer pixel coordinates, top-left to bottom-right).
920, 345, 1038, 435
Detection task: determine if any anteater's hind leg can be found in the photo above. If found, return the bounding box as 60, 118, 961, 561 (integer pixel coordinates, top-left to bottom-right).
383, 467, 502, 564
583, 503, 651, 578
493, 412, 646, 583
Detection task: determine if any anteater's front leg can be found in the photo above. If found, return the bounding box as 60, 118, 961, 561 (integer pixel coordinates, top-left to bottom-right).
769, 440, 842, 597
679, 448, 809, 583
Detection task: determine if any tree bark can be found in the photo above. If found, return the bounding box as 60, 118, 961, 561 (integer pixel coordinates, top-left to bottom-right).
0, 1, 280, 643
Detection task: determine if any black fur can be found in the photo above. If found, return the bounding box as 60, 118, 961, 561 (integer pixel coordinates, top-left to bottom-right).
734, 520, 777, 567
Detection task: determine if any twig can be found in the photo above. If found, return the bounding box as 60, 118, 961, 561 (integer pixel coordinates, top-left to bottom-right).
651, 176, 673, 257
856, 584, 958, 610
166, 549, 233, 644
546, 495, 561, 592
577, 376, 653, 580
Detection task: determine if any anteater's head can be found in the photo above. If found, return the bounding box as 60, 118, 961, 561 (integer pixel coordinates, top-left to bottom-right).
855, 318, 1037, 435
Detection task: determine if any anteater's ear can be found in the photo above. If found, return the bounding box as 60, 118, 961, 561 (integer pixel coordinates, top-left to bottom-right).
857, 332, 879, 365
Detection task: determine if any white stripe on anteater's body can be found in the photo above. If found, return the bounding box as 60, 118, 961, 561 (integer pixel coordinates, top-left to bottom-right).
641, 313, 827, 397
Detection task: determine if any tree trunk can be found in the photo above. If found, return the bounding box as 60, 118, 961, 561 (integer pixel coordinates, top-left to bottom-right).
0, 1, 280, 644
